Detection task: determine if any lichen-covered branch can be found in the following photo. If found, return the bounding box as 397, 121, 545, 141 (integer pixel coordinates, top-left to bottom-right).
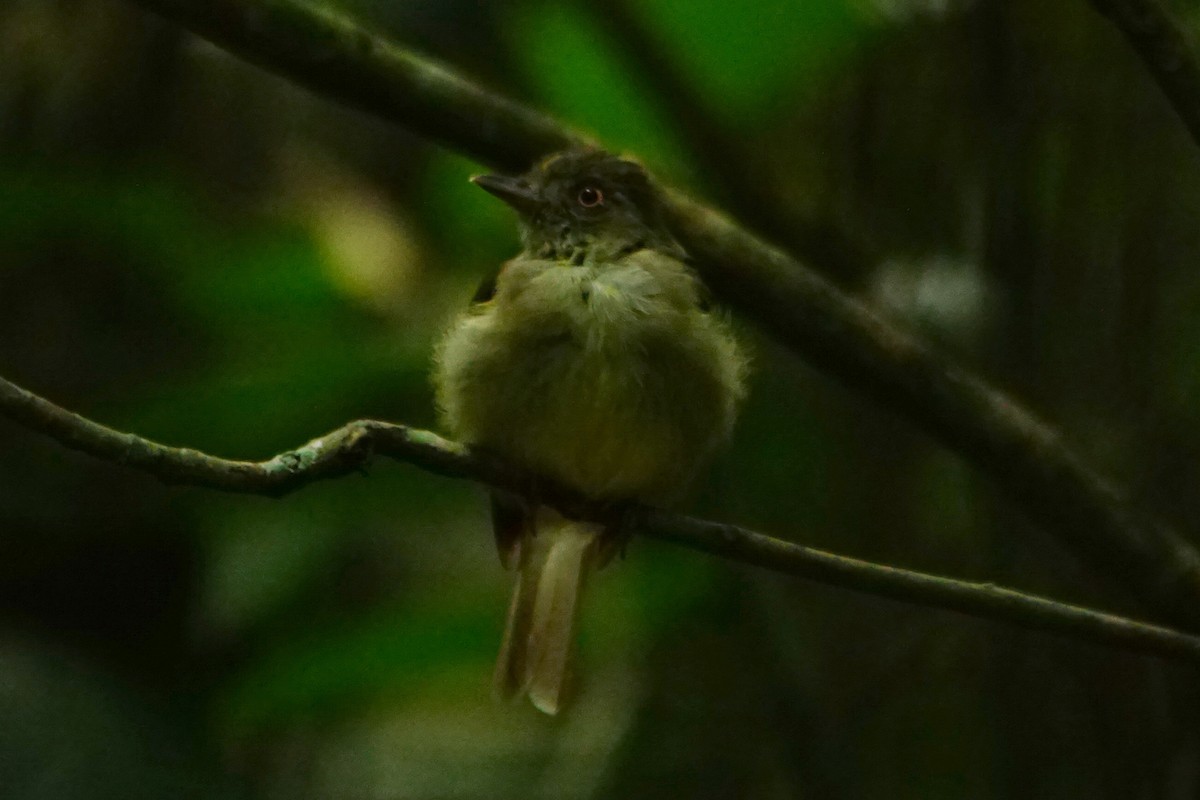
1089, 0, 1200, 150
124, 0, 1200, 628
0, 373, 469, 496
3, 371, 1200, 667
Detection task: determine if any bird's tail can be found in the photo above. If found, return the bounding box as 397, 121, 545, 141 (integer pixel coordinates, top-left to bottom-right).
493, 510, 600, 715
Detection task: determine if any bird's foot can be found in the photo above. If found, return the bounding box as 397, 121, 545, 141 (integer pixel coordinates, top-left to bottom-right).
596, 500, 641, 568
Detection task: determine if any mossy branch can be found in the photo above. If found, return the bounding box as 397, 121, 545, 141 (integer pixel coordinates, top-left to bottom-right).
3, 371, 1200, 667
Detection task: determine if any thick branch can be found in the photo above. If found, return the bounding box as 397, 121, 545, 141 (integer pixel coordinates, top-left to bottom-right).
3, 372, 1200, 667
1089, 0, 1200, 150
125, 0, 1200, 627
663, 195, 1200, 628
135, 0, 580, 171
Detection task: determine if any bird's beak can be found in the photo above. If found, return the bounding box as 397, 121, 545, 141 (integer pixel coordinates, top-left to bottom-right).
471, 174, 541, 213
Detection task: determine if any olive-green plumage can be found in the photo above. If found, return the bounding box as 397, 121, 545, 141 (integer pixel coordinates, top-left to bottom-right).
433, 148, 746, 714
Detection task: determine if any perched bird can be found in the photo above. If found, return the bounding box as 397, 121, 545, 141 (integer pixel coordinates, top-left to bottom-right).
433, 148, 746, 714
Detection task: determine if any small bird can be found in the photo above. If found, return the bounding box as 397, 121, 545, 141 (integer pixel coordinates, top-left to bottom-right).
433, 148, 745, 715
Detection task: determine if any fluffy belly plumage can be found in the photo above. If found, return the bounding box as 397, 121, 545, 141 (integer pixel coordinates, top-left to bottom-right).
435, 263, 743, 502
500, 334, 695, 499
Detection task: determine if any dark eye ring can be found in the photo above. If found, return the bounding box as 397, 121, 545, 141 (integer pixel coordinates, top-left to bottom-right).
577, 186, 604, 207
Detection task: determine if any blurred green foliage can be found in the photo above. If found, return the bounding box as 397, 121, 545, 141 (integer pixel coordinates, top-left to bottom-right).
508, 3, 692, 176
2, 0, 1200, 798
633, 0, 874, 124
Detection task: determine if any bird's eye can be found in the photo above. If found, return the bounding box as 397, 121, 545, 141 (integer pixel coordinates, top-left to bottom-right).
576, 185, 604, 208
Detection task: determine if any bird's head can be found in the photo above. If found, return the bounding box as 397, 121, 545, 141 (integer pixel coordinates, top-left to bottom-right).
472, 148, 676, 264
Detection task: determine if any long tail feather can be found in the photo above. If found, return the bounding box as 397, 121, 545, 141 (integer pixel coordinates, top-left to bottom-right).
492, 512, 600, 714
492, 553, 535, 700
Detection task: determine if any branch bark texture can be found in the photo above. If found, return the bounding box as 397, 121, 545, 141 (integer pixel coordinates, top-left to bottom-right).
3, 373, 1200, 668
124, 0, 1200, 628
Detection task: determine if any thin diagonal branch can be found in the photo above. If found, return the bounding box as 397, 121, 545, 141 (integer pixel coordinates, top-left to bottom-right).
1089, 0, 1200, 151
123, 0, 1200, 628
3, 372, 1200, 667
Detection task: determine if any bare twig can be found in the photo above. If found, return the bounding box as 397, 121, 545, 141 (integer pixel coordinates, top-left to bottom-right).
3, 371, 1200, 666
1089, 0, 1200, 150
115, 0, 1200, 628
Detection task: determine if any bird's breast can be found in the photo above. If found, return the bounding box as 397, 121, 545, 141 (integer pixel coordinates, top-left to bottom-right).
435, 258, 740, 501
508, 263, 676, 347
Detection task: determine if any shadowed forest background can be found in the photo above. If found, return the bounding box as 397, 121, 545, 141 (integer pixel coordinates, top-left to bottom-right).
2, 0, 1200, 797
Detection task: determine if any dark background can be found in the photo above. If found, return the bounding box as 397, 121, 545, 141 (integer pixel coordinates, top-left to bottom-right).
1, 0, 1199, 797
